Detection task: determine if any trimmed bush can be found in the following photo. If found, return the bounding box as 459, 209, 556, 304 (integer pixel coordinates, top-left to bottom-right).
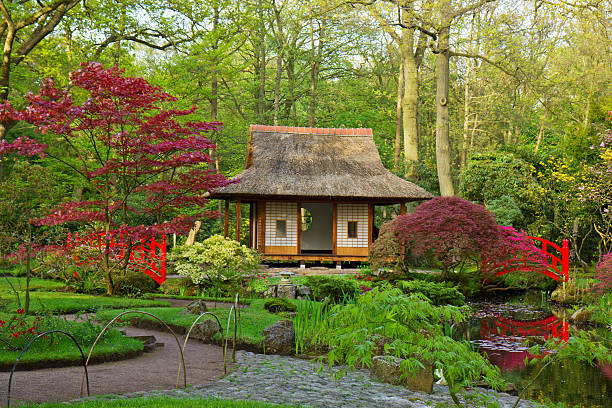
116, 272, 159, 297
159, 277, 197, 296
264, 298, 297, 314
305, 275, 358, 303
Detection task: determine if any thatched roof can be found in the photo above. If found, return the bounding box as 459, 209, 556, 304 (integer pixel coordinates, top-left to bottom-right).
211, 125, 433, 202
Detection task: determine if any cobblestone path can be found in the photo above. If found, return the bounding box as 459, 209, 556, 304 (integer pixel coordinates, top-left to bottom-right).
72, 351, 532, 408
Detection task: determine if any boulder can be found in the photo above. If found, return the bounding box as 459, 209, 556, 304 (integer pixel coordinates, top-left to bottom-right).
570, 307, 593, 323
263, 319, 295, 355
180, 299, 208, 315
190, 318, 221, 341
277, 284, 297, 299
370, 355, 434, 393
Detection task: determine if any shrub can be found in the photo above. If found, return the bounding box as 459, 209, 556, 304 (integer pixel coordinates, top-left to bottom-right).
264, 298, 297, 314
392, 196, 504, 279
159, 277, 197, 296
169, 235, 259, 292
304, 275, 359, 303
369, 220, 410, 275
594, 252, 612, 293
116, 272, 159, 297
396, 280, 465, 306
318, 288, 503, 393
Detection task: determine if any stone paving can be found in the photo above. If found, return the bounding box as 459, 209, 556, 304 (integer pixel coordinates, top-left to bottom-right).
70, 351, 533, 408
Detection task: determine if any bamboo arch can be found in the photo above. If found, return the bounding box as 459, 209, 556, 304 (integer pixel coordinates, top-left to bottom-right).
7, 330, 90, 407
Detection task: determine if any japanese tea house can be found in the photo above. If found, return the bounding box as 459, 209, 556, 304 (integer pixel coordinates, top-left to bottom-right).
211, 125, 432, 264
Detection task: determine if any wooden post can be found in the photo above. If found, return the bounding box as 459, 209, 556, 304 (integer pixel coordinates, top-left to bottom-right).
368, 204, 374, 248
296, 202, 302, 254
400, 202, 406, 215
236, 199, 241, 243
259, 202, 266, 253
249, 203, 254, 248
332, 202, 337, 255
224, 200, 229, 238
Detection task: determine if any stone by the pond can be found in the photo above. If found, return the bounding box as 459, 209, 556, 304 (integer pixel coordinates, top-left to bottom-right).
263, 319, 295, 355
179, 299, 208, 315
190, 318, 221, 341
551, 286, 579, 304
570, 307, 592, 322
370, 355, 434, 393
277, 284, 297, 299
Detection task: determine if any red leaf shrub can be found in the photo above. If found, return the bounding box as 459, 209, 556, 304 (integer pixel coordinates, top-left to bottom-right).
392, 196, 504, 277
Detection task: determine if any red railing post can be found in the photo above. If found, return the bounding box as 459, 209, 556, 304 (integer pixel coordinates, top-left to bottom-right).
561, 239, 569, 282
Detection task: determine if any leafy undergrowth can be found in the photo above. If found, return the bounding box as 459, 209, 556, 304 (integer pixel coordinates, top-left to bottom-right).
0, 313, 142, 366
96, 299, 281, 346
31, 396, 303, 408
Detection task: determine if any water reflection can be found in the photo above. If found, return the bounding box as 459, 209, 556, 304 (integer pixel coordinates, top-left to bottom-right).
459, 299, 612, 408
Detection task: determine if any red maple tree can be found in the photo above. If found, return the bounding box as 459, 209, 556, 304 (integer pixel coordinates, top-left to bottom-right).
0, 62, 231, 294
393, 196, 505, 278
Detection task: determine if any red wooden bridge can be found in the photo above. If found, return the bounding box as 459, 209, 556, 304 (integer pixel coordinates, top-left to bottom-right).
67, 233, 167, 285
483, 237, 569, 282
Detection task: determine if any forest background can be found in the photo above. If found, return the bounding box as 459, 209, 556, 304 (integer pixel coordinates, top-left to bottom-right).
0, 0, 610, 268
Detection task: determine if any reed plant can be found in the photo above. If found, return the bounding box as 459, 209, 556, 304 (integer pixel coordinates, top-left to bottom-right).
293, 298, 330, 355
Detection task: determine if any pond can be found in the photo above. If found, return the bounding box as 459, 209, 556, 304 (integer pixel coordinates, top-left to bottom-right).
457, 293, 612, 408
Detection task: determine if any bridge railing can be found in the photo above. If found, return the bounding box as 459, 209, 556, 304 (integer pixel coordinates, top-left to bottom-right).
67, 232, 167, 285
482, 237, 569, 282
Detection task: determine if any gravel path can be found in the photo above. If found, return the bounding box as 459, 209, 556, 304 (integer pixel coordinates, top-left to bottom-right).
0, 326, 226, 407
69, 351, 533, 408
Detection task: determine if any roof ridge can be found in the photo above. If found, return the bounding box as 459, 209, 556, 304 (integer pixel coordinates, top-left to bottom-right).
249, 124, 373, 137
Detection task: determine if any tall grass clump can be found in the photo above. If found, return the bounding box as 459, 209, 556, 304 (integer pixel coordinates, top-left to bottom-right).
293, 298, 330, 354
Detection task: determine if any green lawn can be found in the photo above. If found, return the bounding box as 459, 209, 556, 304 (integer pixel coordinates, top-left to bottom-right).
6, 292, 171, 314
0, 276, 65, 294
0, 313, 142, 366
32, 396, 304, 408
96, 299, 282, 346
1, 277, 171, 314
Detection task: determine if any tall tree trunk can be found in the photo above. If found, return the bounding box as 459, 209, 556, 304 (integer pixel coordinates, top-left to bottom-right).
461, 15, 475, 169
273, 4, 285, 125
436, 21, 455, 196
257, 0, 266, 122
400, 25, 419, 180
285, 52, 297, 125
211, 5, 219, 122
394, 60, 404, 173
273, 52, 282, 125
308, 19, 325, 127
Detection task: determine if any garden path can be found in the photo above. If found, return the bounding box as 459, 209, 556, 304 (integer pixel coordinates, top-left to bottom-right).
68, 351, 533, 408
0, 326, 226, 406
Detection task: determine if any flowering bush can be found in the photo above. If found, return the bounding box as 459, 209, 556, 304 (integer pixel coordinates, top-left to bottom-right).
170, 235, 259, 292
0, 311, 43, 350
